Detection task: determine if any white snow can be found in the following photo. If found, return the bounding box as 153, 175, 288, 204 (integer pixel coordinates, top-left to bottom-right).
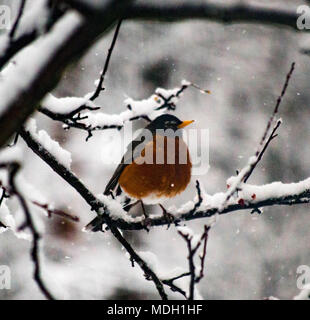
198, 177, 310, 210
181, 79, 191, 86
0, 199, 31, 240
83, 112, 124, 127
138, 251, 159, 272
240, 178, 310, 203
96, 194, 143, 223
25, 118, 72, 169
78, 84, 187, 129
0, 200, 13, 234
0, 145, 23, 163
42, 93, 97, 114
177, 225, 194, 238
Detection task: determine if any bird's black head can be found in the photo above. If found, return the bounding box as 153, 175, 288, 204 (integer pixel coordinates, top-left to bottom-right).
147, 114, 194, 132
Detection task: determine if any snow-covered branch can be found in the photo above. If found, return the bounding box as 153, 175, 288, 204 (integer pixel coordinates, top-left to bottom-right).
19, 120, 310, 231
0, 1, 133, 148
0, 0, 64, 70
39, 81, 201, 140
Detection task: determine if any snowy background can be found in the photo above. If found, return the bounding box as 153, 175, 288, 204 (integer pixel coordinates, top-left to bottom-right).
1, 0, 310, 299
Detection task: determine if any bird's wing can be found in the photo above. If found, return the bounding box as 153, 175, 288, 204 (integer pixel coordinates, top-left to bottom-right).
103, 128, 152, 195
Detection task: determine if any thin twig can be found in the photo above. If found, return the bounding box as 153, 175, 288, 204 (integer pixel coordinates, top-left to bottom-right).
90, 19, 123, 101
259, 62, 295, 148
162, 272, 191, 298
188, 180, 203, 216
196, 225, 210, 283
222, 62, 295, 207
32, 201, 80, 222
178, 225, 210, 300
39, 19, 124, 137
0, 162, 55, 300
0, 187, 9, 207
244, 119, 281, 183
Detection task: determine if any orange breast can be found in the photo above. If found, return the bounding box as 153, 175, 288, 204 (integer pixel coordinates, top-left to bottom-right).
119, 135, 192, 200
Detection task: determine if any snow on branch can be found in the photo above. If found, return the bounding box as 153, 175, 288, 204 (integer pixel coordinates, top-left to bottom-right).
0, 145, 79, 232
25, 118, 72, 169
0, 1, 133, 148
37, 21, 208, 142
40, 80, 210, 140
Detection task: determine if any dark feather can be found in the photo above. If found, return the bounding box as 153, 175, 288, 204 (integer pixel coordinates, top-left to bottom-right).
104, 130, 149, 196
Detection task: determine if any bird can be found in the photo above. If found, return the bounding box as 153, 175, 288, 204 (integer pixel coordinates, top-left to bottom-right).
86, 114, 194, 231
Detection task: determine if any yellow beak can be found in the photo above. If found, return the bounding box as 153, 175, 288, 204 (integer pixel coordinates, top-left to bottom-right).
178, 120, 195, 129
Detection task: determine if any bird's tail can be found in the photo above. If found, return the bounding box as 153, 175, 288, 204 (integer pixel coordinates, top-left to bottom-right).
84, 215, 105, 232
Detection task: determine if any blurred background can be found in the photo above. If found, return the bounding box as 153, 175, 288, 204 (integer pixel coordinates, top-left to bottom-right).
1, 0, 310, 299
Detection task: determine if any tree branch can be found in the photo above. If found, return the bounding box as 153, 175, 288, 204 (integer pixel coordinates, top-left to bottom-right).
0, 0, 64, 70
19, 128, 168, 300
0, 162, 55, 300
90, 19, 123, 101
38, 80, 200, 140
0, 0, 300, 148
18, 114, 310, 299
178, 225, 210, 300
19, 125, 310, 232
0, 0, 134, 148
222, 62, 295, 209
125, 2, 300, 31
162, 272, 190, 298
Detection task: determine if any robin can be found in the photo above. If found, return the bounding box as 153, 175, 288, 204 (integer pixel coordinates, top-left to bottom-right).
86, 114, 194, 231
